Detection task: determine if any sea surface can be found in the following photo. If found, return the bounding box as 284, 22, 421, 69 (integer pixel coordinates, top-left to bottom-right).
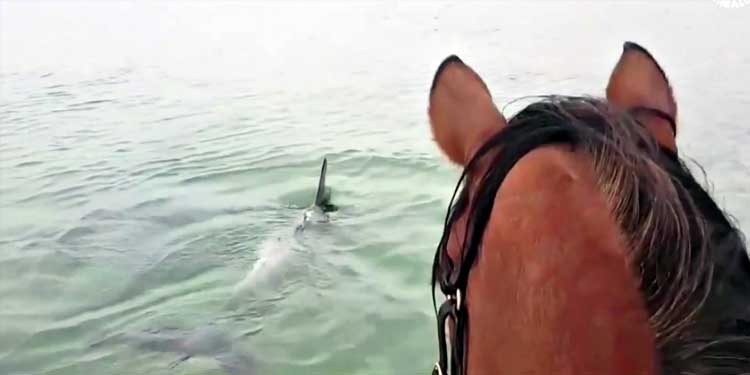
1, 2, 748, 374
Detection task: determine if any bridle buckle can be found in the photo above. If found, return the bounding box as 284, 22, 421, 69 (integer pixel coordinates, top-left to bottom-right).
451, 289, 463, 311
433, 361, 444, 375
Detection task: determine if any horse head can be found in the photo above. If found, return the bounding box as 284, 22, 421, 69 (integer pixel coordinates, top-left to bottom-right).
428, 42, 749, 375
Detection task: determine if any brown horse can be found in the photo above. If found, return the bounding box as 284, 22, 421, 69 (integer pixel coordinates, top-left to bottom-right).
428, 42, 750, 375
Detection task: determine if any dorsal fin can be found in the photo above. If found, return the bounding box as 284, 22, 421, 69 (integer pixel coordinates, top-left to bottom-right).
314, 158, 328, 207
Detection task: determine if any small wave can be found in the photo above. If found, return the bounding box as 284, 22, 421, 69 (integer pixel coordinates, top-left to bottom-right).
153, 111, 210, 123
17, 184, 87, 204
132, 157, 181, 170
129, 197, 172, 212
46, 91, 72, 97
141, 169, 181, 182
233, 92, 259, 100
179, 167, 257, 185
68, 99, 116, 107
49, 107, 97, 114
80, 160, 109, 169
58, 226, 97, 243
82, 172, 119, 182
15, 160, 43, 168
180, 148, 252, 165
80, 208, 124, 221
197, 128, 263, 145
83, 78, 128, 87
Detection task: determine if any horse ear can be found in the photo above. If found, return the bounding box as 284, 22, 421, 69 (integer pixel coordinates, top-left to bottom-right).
429, 55, 507, 166
606, 42, 678, 151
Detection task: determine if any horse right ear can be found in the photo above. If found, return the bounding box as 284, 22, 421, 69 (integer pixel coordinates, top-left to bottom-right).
428, 55, 507, 166
606, 42, 678, 151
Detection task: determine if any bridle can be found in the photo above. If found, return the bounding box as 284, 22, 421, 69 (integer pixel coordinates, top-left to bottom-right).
429, 105, 677, 375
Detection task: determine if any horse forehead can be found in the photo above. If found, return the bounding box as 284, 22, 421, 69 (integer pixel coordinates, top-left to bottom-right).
444, 145, 597, 264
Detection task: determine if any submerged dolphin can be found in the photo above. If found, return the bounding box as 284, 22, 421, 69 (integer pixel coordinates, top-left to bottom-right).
98, 162, 338, 374
231, 158, 336, 301
101, 326, 256, 375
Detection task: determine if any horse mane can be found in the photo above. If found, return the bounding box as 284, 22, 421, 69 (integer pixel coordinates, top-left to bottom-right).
431, 95, 750, 374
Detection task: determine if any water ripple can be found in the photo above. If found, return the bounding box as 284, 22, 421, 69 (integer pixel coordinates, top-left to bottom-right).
2, 6, 748, 374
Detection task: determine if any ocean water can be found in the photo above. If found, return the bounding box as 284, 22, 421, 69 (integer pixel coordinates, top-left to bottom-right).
1, 1, 748, 374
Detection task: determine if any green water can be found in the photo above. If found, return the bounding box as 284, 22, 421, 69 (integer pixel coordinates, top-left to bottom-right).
1, 2, 748, 374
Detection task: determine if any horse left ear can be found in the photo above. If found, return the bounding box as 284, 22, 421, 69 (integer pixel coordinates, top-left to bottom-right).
606, 42, 678, 151
429, 55, 507, 166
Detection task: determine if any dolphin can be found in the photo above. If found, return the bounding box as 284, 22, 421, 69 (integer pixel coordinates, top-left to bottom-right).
230, 158, 336, 302
96, 325, 257, 375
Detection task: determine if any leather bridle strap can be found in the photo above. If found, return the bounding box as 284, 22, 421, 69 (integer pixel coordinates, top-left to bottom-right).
628, 106, 677, 136
433, 292, 463, 375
